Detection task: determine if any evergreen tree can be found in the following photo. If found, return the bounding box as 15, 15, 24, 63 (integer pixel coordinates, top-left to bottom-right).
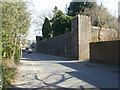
51, 6, 72, 37
42, 18, 52, 39
67, 1, 97, 16
52, 15, 72, 37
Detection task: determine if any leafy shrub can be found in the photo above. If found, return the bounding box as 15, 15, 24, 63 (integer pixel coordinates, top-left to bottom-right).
2, 41, 14, 60
14, 45, 21, 65
1, 61, 17, 89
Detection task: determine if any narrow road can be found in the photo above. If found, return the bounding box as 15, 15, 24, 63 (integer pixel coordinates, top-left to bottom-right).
12, 51, 119, 89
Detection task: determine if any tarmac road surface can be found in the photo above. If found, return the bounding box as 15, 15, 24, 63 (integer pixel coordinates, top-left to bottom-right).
12, 51, 119, 89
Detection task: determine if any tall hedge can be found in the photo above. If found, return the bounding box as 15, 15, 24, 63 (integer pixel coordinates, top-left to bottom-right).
1, 1, 30, 63
1, 1, 30, 88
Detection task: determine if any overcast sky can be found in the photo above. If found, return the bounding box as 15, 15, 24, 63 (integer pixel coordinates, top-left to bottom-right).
26, 0, 120, 40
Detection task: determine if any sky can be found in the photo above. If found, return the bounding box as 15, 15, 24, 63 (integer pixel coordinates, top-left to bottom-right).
26, 0, 120, 40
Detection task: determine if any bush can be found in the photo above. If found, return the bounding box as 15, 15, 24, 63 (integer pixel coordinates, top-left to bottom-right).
1, 61, 17, 89
2, 42, 14, 60
14, 45, 21, 65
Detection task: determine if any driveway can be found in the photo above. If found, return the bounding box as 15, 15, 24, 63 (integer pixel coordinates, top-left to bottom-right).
12, 51, 119, 89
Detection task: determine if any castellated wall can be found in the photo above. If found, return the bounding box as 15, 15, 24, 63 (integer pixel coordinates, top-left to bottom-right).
35, 15, 92, 60
34, 14, 119, 63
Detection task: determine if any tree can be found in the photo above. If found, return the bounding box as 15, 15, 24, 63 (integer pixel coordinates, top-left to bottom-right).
83, 5, 109, 26
42, 18, 52, 39
83, 4, 118, 41
52, 15, 72, 37
2, 1, 30, 60
50, 6, 73, 37
52, 6, 64, 18
1, 1, 30, 88
67, 1, 97, 16
51, 6, 64, 23
33, 8, 53, 34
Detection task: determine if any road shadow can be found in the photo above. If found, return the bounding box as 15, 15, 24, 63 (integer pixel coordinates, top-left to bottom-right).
58, 61, 119, 88
21, 51, 119, 88
22, 51, 74, 61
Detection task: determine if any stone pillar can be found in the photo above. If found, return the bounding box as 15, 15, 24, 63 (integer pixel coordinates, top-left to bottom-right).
71, 14, 91, 60
78, 15, 91, 60
71, 15, 79, 59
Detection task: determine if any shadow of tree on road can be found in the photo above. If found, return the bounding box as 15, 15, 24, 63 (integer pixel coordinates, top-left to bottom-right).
20, 51, 118, 88
58, 62, 118, 88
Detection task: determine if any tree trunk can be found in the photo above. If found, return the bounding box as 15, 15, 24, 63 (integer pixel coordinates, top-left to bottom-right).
98, 26, 102, 42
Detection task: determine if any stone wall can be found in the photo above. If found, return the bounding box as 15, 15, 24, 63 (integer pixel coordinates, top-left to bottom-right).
35, 33, 74, 58
34, 15, 91, 60
91, 26, 118, 42
90, 40, 120, 65
34, 14, 119, 61
70, 16, 79, 59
